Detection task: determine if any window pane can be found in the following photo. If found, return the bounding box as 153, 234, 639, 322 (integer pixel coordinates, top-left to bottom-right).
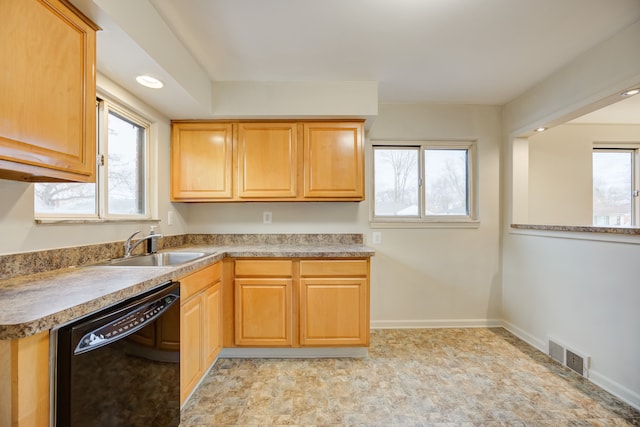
34, 183, 96, 215
107, 110, 146, 215
424, 149, 468, 215
593, 150, 632, 226
374, 148, 419, 216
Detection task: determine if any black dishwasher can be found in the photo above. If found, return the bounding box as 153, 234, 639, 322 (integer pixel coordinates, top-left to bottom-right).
54, 281, 180, 427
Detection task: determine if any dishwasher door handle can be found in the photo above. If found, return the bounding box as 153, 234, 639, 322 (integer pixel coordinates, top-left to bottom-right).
74, 289, 179, 355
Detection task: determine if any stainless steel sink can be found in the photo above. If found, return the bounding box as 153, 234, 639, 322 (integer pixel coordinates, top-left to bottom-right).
98, 251, 209, 267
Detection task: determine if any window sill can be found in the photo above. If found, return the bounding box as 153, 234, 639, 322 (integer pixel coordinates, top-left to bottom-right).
371, 220, 480, 229
35, 218, 161, 225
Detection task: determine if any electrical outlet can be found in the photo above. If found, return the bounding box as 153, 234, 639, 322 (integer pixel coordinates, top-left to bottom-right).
372, 231, 382, 244
167, 211, 174, 225
263, 211, 272, 224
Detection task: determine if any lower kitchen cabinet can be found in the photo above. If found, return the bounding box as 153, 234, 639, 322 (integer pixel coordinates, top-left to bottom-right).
234, 260, 293, 346
180, 262, 223, 404
231, 258, 369, 348
0, 331, 50, 427
299, 260, 370, 346
203, 282, 223, 366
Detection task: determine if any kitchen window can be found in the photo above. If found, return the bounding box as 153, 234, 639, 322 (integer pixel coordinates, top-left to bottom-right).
592, 145, 639, 226
34, 98, 151, 220
371, 142, 477, 227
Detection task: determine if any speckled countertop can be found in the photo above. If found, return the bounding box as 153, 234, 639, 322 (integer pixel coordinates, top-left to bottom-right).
0, 235, 374, 340
511, 224, 640, 235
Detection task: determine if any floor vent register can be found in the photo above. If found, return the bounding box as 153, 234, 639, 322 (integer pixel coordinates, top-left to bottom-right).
548, 338, 589, 378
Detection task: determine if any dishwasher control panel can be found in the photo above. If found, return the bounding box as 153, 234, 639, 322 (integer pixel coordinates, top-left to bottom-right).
74, 293, 178, 354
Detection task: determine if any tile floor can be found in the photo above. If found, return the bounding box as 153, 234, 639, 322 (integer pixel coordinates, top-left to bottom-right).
180, 328, 640, 426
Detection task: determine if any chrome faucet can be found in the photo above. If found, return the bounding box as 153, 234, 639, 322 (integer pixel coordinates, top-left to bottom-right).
123, 230, 164, 257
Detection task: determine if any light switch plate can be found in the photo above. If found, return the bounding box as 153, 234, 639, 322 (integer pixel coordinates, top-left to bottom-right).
263, 211, 272, 224
372, 231, 382, 244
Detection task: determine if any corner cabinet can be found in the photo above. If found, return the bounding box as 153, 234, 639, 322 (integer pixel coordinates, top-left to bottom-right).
0, 0, 98, 182
170, 120, 364, 202
180, 262, 223, 404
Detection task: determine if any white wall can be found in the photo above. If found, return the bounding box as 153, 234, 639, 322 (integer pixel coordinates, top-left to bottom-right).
527, 125, 593, 225
188, 103, 504, 327
0, 75, 189, 255
502, 20, 640, 408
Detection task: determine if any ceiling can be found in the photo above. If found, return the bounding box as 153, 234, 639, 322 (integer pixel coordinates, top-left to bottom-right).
70, 0, 640, 120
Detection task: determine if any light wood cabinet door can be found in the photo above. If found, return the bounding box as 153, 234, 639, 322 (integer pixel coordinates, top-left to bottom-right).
171, 122, 233, 201
0, 331, 50, 427
235, 278, 293, 346
237, 123, 297, 198
302, 122, 364, 200
0, 0, 97, 182
299, 277, 369, 346
299, 259, 370, 347
169, 120, 365, 202
179, 262, 222, 404
180, 295, 203, 404
203, 281, 223, 366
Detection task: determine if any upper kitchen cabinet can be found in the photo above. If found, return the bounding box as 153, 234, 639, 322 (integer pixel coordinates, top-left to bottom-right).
302, 121, 364, 200
170, 120, 365, 202
237, 122, 297, 199
171, 122, 234, 201
0, 0, 98, 182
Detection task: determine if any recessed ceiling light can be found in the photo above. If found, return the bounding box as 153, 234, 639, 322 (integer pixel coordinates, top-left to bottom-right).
621, 88, 640, 97
136, 75, 164, 89
534, 127, 546, 132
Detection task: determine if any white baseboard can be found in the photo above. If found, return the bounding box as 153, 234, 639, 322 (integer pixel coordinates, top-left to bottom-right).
502, 320, 640, 412
370, 318, 503, 329
587, 370, 640, 411
501, 320, 546, 353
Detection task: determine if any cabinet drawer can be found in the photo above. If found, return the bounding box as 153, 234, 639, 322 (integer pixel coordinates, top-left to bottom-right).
235, 260, 293, 277
300, 260, 368, 277
181, 263, 221, 301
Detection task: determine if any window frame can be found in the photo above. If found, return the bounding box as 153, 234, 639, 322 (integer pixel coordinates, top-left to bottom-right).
34, 97, 152, 222
370, 140, 479, 228
99, 99, 151, 220
592, 143, 640, 227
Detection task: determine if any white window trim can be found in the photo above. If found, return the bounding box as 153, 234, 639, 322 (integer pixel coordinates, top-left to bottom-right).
593, 141, 640, 227
35, 94, 158, 223
99, 99, 151, 220
369, 140, 480, 229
